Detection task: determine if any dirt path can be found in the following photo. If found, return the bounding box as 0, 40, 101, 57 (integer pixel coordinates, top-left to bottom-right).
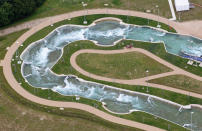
70, 48, 202, 98
0, 9, 202, 38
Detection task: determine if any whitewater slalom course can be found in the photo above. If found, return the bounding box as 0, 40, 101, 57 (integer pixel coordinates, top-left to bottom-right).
2, 9, 202, 130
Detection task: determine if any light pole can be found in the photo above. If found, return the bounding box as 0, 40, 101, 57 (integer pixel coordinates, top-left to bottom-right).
178, 12, 181, 22
146, 10, 151, 25
191, 112, 194, 131
82, 2, 88, 24
50, 16, 53, 27
146, 69, 149, 93
127, 0, 130, 23
189, 87, 190, 103
156, 5, 161, 28
104, 3, 108, 14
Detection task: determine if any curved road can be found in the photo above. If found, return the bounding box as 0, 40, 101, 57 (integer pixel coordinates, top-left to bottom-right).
2, 9, 202, 130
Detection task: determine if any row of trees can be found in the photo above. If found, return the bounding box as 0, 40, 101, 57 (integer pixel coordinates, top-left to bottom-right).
0, 0, 45, 27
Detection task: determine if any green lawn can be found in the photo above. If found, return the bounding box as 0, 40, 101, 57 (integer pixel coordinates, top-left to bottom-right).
1, 0, 173, 29
76, 52, 172, 79
148, 75, 202, 94
0, 29, 28, 60
0, 67, 139, 131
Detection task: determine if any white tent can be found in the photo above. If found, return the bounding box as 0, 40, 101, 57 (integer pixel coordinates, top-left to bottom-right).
175, 0, 190, 11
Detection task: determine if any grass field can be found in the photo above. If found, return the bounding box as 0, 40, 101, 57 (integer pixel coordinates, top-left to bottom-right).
76, 52, 172, 79
0, 29, 28, 60
148, 75, 202, 94
0, 67, 140, 131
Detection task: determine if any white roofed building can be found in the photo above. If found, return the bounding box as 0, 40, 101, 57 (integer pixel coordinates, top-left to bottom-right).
175, 0, 190, 11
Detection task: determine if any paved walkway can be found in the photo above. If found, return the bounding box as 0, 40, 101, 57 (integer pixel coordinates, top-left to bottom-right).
70, 48, 202, 98
0, 9, 202, 38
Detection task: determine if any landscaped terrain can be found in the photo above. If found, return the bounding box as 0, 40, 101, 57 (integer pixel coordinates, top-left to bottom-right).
76, 52, 172, 79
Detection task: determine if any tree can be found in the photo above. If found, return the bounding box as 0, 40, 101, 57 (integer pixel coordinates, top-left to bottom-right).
0, 0, 9, 5
12, 0, 36, 19
0, 2, 13, 26
35, 0, 45, 6
0, 0, 45, 27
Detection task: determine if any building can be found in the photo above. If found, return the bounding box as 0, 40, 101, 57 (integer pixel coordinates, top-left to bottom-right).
175, 0, 190, 11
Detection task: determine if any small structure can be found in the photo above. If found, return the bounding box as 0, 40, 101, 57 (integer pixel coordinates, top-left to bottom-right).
199, 63, 202, 67
175, 0, 190, 12
59, 107, 64, 110
125, 44, 133, 49
83, 20, 87, 24
75, 95, 80, 100
187, 60, 193, 65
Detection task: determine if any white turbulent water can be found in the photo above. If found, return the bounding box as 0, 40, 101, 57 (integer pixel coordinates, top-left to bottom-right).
35, 47, 52, 67
20, 20, 202, 130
